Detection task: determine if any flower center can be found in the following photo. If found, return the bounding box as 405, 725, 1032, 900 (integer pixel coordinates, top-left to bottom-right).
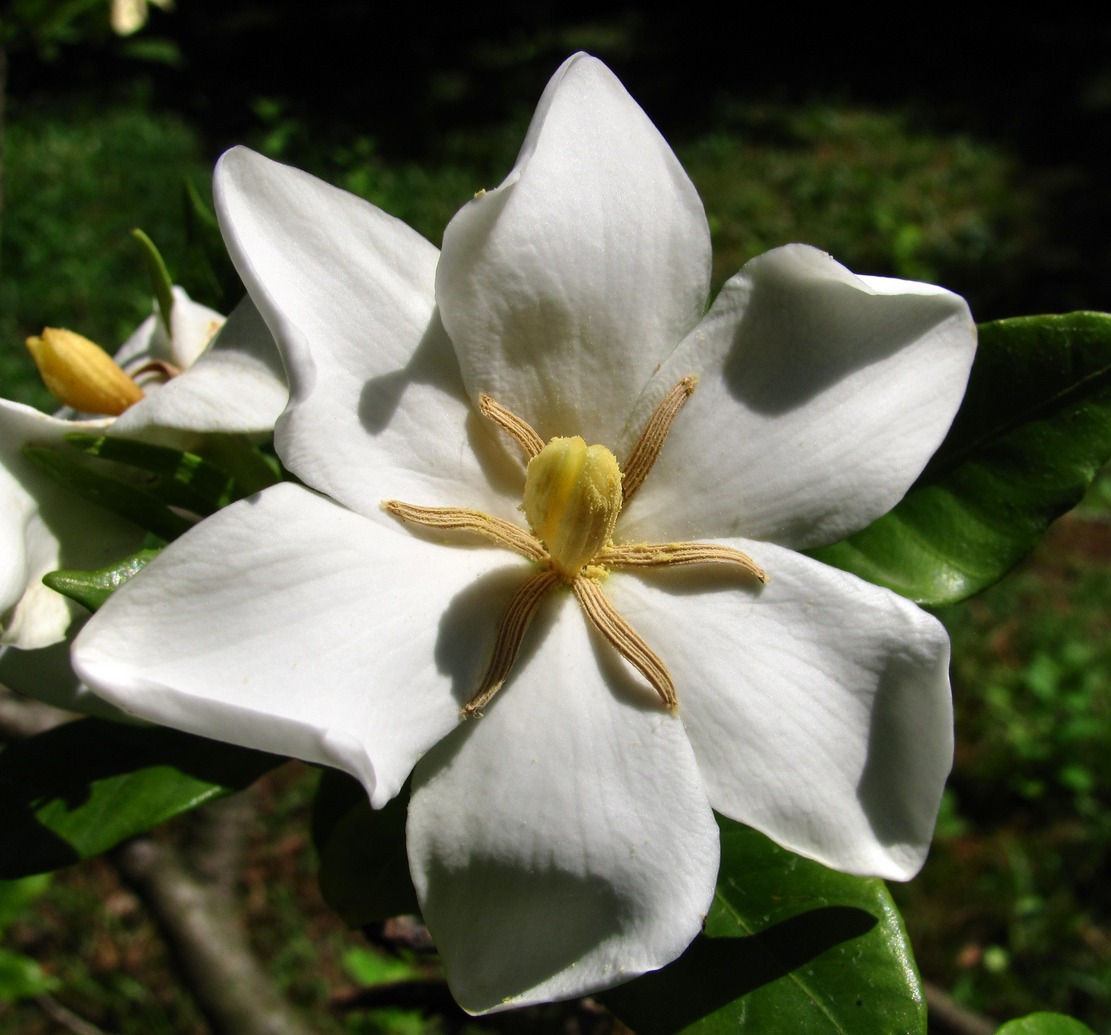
522, 437, 622, 577
384, 378, 766, 717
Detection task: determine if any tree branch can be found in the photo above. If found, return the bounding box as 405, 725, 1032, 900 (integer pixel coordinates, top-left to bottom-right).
925, 980, 998, 1035
111, 836, 314, 1035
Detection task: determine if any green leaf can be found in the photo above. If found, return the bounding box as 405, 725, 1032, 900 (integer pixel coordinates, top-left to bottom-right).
603, 817, 924, 1034
312, 770, 418, 925
0, 877, 58, 1001
22, 444, 192, 541
341, 946, 424, 987
43, 546, 161, 611
64, 433, 240, 514
810, 313, 1111, 605
995, 1014, 1097, 1035
0, 720, 282, 877
0, 875, 51, 931
131, 228, 176, 336
0, 947, 58, 1002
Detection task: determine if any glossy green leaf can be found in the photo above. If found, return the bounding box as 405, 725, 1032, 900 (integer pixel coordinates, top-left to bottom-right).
312, 770, 417, 926
603, 817, 924, 1034
0, 719, 282, 877
43, 546, 161, 611
131, 227, 176, 336
810, 313, 1111, 605
996, 1014, 1097, 1035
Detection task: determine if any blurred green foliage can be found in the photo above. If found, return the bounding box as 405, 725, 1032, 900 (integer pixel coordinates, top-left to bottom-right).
0, 96, 210, 410
679, 104, 1038, 303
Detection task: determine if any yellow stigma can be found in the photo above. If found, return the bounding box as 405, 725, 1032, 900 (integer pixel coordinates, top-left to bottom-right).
522, 436, 623, 577
26, 327, 144, 416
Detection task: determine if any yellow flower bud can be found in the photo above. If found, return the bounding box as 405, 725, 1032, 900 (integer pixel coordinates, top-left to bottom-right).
523, 436, 622, 577
26, 328, 144, 416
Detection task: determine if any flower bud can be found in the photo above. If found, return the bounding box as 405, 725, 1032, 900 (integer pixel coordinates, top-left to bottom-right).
523, 436, 622, 577
26, 328, 144, 416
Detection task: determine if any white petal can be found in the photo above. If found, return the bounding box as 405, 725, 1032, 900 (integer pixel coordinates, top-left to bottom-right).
215, 148, 517, 523
73, 481, 524, 808
166, 286, 226, 370
111, 296, 288, 438
408, 590, 718, 1014
606, 542, 952, 880
0, 634, 138, 722
437, 53, 711, 446
620, 244, 976, 548
113, 286, 224, 373
0, 401, 140, 648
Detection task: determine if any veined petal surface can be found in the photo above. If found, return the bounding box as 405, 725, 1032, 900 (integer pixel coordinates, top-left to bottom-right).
74, 482, 522, 807
408, 590, 719, 1014
620, 244, 976, 548
606, 540, 953, 880
215, 148, 519, 524
437, 53, 711, 446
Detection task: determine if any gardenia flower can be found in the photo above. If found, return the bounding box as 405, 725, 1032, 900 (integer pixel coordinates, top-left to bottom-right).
74, 54, 976, 1012
1, 288, 286, 651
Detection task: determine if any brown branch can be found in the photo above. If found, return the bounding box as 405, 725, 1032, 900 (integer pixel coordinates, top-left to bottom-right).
180, 792, 252, 904
926, 980, 998, 1035
111, 836, 314, 1035
35, 994, 115, 1035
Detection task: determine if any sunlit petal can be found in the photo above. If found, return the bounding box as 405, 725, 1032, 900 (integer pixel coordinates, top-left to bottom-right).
621, 244, 976, 548
216, 148, 520, 523
607, 540, 952, 879
74, 482, 522, 807
438, 53, 711, 446
408, 590, 718, 1012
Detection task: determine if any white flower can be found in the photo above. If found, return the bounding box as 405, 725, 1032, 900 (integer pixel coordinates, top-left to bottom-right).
1, 288, 286, 651
73, 54, 975, 1013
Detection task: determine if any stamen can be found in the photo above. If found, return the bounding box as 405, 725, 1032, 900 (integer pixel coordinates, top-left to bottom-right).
129, 359, 184, 385
573, 577, 677, 712
464, 569, 563, 716
600, 541, 767, 583
383, 501, 548, 563
622, 376, 698, 504
479, 394, 545, 459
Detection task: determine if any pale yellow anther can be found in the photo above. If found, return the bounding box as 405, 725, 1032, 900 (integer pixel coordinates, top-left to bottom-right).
522, 436, 623, 577
26, 327, 144, 416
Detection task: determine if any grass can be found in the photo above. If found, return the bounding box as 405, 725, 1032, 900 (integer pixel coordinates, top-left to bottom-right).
1, 92, 1108, 1032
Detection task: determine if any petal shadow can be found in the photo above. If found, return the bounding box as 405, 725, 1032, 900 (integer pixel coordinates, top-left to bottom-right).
602, 905, 878, 1032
